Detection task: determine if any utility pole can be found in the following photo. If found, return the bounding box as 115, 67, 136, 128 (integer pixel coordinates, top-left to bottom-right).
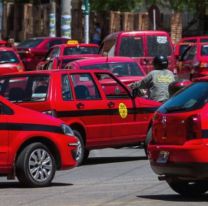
0, 0, 3, 39
82, 0, 90, 43
61, 0, 72, 38
49, 0, 56, 37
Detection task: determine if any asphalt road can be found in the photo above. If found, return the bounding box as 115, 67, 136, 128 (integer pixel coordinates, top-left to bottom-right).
0, 148, 208, 206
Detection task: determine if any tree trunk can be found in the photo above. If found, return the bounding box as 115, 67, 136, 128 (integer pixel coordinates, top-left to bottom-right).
170, 11, 182, 44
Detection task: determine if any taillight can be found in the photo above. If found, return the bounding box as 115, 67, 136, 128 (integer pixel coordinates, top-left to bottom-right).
17, 65, 24, 72
186, 114, 202, 139
199, 62, 208, 68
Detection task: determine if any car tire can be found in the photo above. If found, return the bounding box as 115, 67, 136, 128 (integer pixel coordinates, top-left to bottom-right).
167, 179, 208, 197
144, 127, 152, 156
73, 130, 89, 166
16, 142, 56, 187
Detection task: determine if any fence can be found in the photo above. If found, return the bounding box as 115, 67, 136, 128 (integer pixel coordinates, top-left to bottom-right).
2, 3, 149, 42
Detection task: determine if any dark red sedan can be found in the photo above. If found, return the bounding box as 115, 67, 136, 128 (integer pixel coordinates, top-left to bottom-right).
16, 37, 70, 70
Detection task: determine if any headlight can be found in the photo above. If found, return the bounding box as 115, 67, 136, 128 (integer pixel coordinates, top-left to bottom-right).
61, 124, 74, 136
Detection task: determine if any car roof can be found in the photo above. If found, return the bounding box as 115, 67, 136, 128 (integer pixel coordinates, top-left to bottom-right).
52, 43, 99, 49
0, 47, 17, 51
70, 56, 140, 65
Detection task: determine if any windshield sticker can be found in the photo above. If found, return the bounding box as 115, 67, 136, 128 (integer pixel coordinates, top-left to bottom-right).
157, 36, 167, 44
119, 103, 128, 119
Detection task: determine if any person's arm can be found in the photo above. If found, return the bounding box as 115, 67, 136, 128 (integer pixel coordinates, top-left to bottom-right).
129, 72, 152, 89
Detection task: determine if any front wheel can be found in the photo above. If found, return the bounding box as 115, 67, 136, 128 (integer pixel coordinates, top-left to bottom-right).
167, 179, 208, 197
73, 130, 89, 166
16, 142, 56, 187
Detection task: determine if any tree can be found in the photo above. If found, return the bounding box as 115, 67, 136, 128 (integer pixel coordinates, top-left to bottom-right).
90, 0, 138, 12
143, 0, 206, 43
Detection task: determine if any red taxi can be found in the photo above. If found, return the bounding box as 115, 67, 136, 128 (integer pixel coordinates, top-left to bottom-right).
0, 70, 161, 165
148, 78, 208, 196
0, 95, 77, 187
36, 42, 99, 70
65, 56, 145, 86
0, 47, 25, 75
177, 42, 208, 80
16, 37, 70, 70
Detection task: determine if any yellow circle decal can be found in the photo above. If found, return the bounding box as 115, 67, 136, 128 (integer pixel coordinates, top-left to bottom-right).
119, 103, 128, 119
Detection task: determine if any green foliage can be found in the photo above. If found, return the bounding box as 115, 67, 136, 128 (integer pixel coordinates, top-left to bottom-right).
91, 0, 201, 13
90, 0, 138, 11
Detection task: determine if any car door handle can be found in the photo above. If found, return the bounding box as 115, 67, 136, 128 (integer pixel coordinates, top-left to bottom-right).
76, 102, 84, 109
108, 102, 115, 108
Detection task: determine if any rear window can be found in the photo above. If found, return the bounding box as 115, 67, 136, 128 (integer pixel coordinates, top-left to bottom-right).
158, 82, 208, 113
17, 39, 44, 48
0, 51, 19, 63
147, 36, 172, 57
0, 75, 49, 102
80, 62, 144, 76
119, 36, 144, 57
63, 47, 98, 55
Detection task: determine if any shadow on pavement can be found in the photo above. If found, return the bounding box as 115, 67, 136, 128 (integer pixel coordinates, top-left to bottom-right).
0, 182, 73, 188
137, 194, 208, 202
84, 156, 147, 165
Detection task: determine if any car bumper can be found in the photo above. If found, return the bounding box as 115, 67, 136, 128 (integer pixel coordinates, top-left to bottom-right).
148, 143, 208, 179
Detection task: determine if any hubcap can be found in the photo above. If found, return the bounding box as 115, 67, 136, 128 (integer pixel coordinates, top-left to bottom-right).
29, 148, 52, 182
75, 140, 82, 161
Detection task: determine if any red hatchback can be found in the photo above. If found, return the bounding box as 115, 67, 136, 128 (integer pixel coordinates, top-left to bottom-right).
0, 69, 160, 165
65, 56, 146, 86
16, 37, 70, 70
36, 43, 99, 70
0, 47, 25, 75
148, 78, 208, 196
0, 95, 77, 187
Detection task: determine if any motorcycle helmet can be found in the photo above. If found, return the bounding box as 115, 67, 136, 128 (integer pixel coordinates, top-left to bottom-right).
153, 55, 168, 70
168, 79, 191, 97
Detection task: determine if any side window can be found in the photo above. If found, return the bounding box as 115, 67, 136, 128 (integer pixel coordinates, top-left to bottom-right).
62, 74, 72, 101
183, 46, 196, 60
95, 73, 129, 99
100, 38, 116, 56
48, 47, 61, 59
70, 73, 101, 100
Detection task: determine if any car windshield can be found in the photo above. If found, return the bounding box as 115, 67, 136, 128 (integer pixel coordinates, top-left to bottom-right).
158, 82, 208, 113
0, 75, 49, 102
17, 39, 44, 48
80, 62, 144, 76
63, 47, 98, 55
147, 36, 172, 57
0, 51, 19, 63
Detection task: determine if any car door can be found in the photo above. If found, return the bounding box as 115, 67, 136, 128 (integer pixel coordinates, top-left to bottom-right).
0, 102, 9, 168
179, 45, 197, 79
94, 73, 148, 145
55, 72, 112, 148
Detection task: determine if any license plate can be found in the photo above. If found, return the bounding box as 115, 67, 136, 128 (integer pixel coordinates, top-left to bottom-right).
156, 151, 169, 164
